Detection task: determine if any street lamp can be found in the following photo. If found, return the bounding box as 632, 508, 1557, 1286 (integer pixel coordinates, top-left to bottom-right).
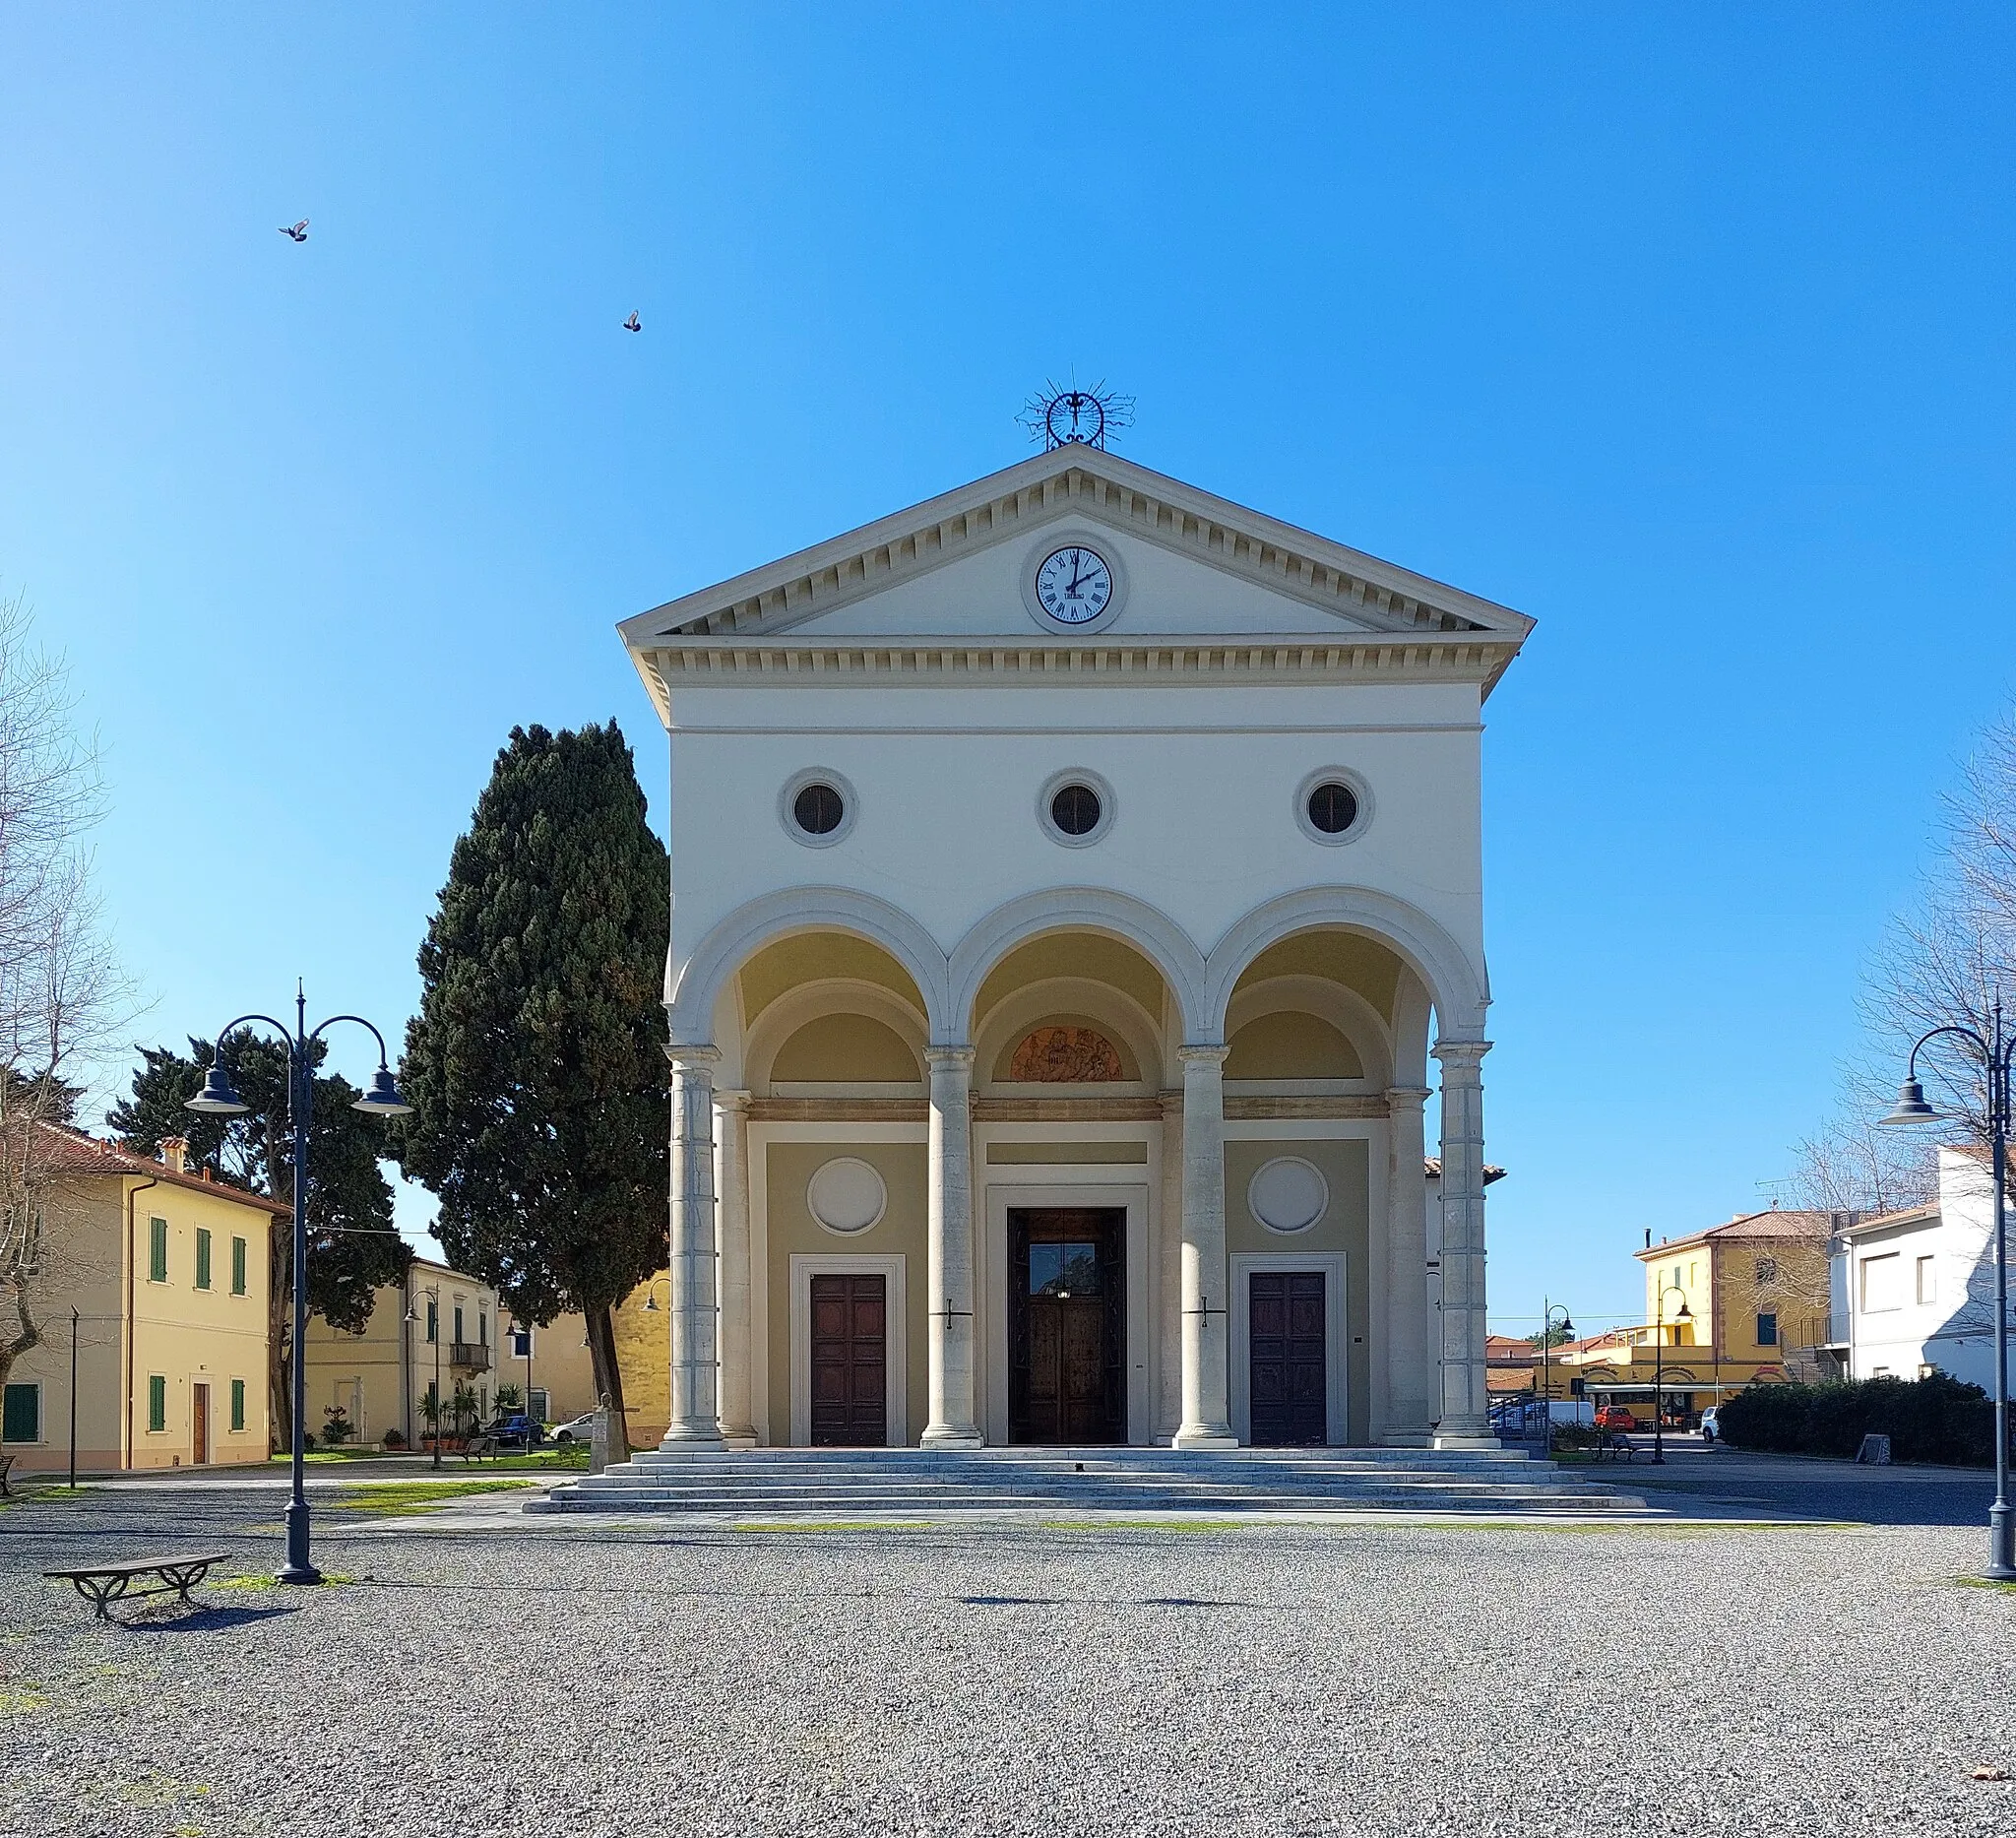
1540, 1299, 1575, 1450
1878, 1001, 2014, 1582
404, 1281, 444, 1473
186, 987, 411, 1585
1651, 1285, 1690, 1466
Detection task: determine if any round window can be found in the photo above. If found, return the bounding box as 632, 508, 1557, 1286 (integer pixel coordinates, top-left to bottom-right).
1294, 768, 1371, 846
1049, 783, 1102, 836
780, 769, 857, 847
1306, 782, 1357, 835
794, 783, 844, 835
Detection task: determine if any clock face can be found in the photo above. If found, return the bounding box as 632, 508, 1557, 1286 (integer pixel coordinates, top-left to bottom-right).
1035, 544, 1114, 625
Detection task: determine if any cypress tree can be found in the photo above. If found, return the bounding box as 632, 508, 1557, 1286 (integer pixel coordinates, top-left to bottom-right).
398, 723, 668, 1431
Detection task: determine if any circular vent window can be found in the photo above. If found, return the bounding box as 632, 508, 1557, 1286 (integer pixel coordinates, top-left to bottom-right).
1295, 769, 1371, 846
1050, 783, 1102, 836
1038, 769, 1114, 847
781, 770, 856, 847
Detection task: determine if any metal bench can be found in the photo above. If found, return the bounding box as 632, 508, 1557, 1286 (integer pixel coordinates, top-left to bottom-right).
43, 1552, 232, 1620
0, 1452, 14, 1498
459, 1433, 495, 1464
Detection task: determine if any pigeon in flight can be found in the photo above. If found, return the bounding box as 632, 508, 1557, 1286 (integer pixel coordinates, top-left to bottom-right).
279, 220, 309, 243
622, 311, 642, 333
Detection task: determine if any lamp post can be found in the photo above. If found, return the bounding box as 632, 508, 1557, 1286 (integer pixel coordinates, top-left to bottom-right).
1878, 1000, 2014, 1582
186, 987, 412, 1585
1540, 1299, 1574, 1450
404, 1281, 443, 1472
1652, 1285, 1691, 1465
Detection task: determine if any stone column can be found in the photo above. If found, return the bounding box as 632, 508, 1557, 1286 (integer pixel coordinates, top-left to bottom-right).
662, 1046, 725, 1450
1175, 1044, 1237, 1448
1382, 1086, 1434, 1445
715, 1089, 757, 1446
922, 1046, 982, 1447
1432, 1040, 1493, 1447
1157, 1087, 1185, 1442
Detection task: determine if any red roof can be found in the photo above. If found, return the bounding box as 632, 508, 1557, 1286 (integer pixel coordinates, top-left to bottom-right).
39, 1124, 290, 1219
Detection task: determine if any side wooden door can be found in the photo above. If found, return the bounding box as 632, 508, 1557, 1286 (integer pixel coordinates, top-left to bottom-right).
191, 1382, 211, 1465
1249, 1272, 1327, 1445
808, 1274, 887, 1446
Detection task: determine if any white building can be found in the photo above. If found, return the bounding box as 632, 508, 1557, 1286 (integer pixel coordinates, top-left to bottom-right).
617, 444, 1531, 1451
1841, 1145, 2013, 1394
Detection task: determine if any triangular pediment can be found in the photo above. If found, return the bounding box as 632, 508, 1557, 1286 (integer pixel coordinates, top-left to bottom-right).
618, 449, 1532, 650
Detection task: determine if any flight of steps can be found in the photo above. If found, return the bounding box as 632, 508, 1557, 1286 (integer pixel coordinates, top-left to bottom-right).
527, 1445, 1647, 1518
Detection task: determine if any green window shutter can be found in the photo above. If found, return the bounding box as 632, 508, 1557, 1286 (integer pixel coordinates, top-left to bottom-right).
230, 1236, 247, 1296
149, 1217, 168, 1283
195, 1228, 212, 1290
148, 1374, 166, 1433
230, 1378, 246, 1432
2, 1382, 39, 1443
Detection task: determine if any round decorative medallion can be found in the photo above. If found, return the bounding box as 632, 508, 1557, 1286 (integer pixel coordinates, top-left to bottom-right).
806, 1157, 887, 1235
1247, 1156, 1329, 1235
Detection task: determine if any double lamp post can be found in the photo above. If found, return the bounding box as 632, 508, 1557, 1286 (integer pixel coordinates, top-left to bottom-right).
1879, 1000, 2014, 1583
186, 985, 411, 1587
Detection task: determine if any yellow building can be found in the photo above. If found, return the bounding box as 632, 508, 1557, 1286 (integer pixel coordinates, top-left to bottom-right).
496, 1303, 598, 1427
1, 1128, 280, 1473
1559, 1210, 1838, 1421
303, 1257, 499, 1449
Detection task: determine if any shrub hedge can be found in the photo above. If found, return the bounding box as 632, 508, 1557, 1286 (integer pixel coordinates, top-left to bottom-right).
1717, 1371, 1997, 1466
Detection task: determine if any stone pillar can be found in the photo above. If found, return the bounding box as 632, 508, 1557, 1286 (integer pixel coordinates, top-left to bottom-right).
1175, 1045, 1236, 1448
1157, 1087, 1185, 1442
715, 1089, 757, 1446
662, 1046, 724, 1450
922, 1046, 982, 1447
1382, 1086, 1434, 1445
1432, 1040, 1493, 1447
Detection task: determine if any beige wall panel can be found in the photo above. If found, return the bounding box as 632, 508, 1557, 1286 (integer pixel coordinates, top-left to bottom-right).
1230, 934, 1403, 1019
1224, 1012, 1362, 1080
772, 1013, 921, 1082
1225, 1136, 1371, 1443
738, 934, 926, 1026
765, 1140, 928, 1445
973, 934, 1167, 1026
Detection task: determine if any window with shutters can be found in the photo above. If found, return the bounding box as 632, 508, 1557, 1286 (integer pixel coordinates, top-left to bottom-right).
149, 1217, 168, 1283
148, 1375, 166, 1433
426, 1299, 438, 1343
1755, 1312, 1779, 1347
230, 1378, 246, 1432
195, 1228, 213, 1290
454, 1305, 465, 1344
230, 1235, 247, 1296
2, 1382, 40, 1443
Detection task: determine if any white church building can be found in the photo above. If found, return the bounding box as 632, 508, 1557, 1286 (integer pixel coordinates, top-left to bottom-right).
617, 445, 1531, 1453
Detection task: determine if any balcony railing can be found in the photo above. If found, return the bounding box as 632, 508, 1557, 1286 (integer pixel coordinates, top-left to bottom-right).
449, 1341, 491, 1372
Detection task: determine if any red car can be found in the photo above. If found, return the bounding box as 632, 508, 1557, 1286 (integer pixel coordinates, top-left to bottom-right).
1595, 1405, 1641, 1432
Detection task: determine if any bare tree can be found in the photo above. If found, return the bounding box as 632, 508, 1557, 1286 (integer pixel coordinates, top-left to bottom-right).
1784, 704, 2016, 1213
0, 587, 133, 1399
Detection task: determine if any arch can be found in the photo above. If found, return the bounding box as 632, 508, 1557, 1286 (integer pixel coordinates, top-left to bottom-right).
1201, 887, 1488, 1042
948, 888, 1208, 1043
666, 887, 953, 1046
742, 978, 930, 1095
1223, 973, 1391, 1090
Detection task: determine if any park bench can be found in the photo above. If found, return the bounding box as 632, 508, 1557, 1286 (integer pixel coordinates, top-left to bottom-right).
43, 1552, 232, 1621
0, 1452, 14, 1497
459, 1433, 495, 1464
1593, 1434, 1639, 1462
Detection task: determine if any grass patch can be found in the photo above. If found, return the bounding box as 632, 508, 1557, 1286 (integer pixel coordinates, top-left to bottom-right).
1955, 1575, 2016, 1594
333, 1479, 538, 1516
732, 1520, 934, 1534
0, 1684, 50, 1715
1042, 1519, 1256, 1534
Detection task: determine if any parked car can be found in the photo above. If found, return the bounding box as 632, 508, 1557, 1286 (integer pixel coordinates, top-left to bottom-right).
1594, 1404, 1641, 1432
1699, 1406, 1722, 1443
549, 1411, 598, 1445
488, 1413, 542, 1452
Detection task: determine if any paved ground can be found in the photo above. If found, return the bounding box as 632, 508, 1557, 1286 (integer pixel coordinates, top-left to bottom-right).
2, 1456, 2012, 1837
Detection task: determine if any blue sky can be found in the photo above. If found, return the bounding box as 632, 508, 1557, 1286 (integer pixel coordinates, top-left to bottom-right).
3, 6, 2010, 1333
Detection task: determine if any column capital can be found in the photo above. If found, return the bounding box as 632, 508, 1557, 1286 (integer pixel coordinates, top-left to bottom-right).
1177, 1043, 1229, 1069
1431, 1038, 1491, 1071
1384, 1085, 1432, 1109
715, 1087, 752, 1113
925, 1045, 976, 1072
664, 1042, 722, 1072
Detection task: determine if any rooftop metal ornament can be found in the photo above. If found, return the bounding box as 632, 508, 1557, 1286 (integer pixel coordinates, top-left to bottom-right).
1019, 380, 1135, 452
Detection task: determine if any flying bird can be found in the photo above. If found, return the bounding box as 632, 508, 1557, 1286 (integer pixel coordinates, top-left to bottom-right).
622, 311, 642, 333
279, 220, 309, 242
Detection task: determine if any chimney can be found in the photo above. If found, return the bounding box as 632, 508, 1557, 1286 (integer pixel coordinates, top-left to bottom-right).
160, 1136, 189, 1173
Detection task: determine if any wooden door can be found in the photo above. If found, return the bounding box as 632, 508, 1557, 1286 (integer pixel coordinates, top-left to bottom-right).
191, 1382, 211, 1465
808, 1274, 887, 1446
1008, 1210, 1125, 1443
1249, 1272, 1327, 1445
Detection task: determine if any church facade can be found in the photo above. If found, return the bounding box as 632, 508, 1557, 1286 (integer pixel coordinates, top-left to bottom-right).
617, 447, 1530, 1452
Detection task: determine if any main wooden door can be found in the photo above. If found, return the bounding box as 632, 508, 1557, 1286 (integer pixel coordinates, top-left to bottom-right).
192, 1382, 211, 1465
808, 1274, 887, 1446
1249, 1272, 1327, 1445
1008, 1209, 1125, 1444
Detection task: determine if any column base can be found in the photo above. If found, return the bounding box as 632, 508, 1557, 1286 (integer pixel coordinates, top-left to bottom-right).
657, 1426, 727, 1453
721, 1430, 759, 1450
1378, 1431, 1433, 1448
1173, 1425, 1239, 1450
1431, 1432, 1500, 1451
919, 1426, 984, 1449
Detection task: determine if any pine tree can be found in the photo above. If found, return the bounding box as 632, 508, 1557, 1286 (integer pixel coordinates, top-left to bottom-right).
397, 723, 668, 1435
108, 1030, 410, 1448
